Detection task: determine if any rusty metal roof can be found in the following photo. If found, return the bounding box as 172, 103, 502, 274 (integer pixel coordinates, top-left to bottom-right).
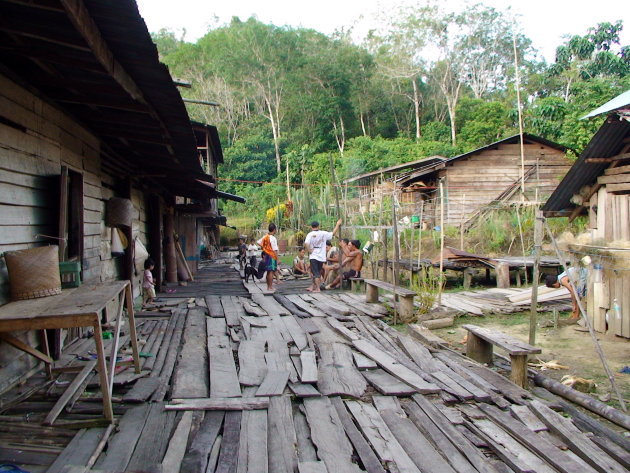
542, 117, 630, 214
0, 0, 207, 197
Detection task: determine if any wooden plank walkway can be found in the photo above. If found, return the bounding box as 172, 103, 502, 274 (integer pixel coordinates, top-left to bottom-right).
0, 260, 627, 473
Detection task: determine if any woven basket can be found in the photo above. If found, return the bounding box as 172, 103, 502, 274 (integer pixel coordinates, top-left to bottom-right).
106, 197, 133, 228
5, 246, 62, 300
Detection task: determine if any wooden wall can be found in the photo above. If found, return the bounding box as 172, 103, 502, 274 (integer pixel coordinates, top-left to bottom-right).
0, 73, 155, 392
439, 143, 570, 225
586, 186, 630, 338
0, 73, 102, 392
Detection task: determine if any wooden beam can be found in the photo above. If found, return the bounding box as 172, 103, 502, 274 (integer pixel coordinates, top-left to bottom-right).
606, 183, 630, 193
59, 0, 145, 103
597, 174, 630, 185
0, 333, 53, 364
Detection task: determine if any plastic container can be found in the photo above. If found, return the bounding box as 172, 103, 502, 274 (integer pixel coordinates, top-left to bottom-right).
59, 261, 82, 288
411, 215, 420, 223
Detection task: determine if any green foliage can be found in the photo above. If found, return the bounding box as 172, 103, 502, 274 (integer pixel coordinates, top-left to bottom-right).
410, 267, 444, 317
150, 15, 629, 224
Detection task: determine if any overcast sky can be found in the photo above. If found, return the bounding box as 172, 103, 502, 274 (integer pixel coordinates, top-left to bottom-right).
136, 0, 630, 62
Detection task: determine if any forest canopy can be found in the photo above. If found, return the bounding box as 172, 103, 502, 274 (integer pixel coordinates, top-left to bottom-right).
151, 2, 630, 216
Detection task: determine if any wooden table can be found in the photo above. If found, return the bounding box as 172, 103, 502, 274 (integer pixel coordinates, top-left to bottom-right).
0, 280, 140, 422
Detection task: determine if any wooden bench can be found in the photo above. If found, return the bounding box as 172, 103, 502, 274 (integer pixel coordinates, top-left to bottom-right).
349, 277, 364, 292
363, 279, 416, 319
462, 324, 541, 388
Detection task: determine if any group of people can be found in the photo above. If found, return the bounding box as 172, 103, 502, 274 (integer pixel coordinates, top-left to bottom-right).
254, 219, 363, 293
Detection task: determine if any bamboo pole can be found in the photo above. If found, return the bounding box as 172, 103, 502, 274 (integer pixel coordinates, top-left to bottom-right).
392, 189, 400, 324
438, 182, 445, 305
544, 220, 627, 412
417, 200, 424, 269
515, 205, 529, 285
513, 29, 526, 200
328, 153, 342, 238
529, 209, 543, 344
460, 194, 466, 250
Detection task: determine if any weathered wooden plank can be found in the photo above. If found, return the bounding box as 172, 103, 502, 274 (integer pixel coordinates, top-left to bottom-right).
166, 398, 270, 411
93, 406, 149, 471
238, 340, 267, 386
287, 294, 328, 317
256, 370, 290, 397
45, 427, 107, 473
151, 310, 186, 402
172, 308, 209, 399
402, 400, 478, 473
303, 397, 362, 473
268, 395, 298, 473
299, 349, 318, 384
240, 297, 268, 316
363, 369, 417, 395
317, 342, 367, 398
161, 411, 193, 473
207, 329, 241, 398
478, 403, 598, 473
221, 296, 245, 328
215, 411, 242, 473
509, 404, 547, 432
380, 408, 457, 473
345, 400, 421, 473
282, 315, 309, 350
529, 400, 627, 473
127, 403, 176, 473
123, 377, 160, 403
237, 409, 268, 473
411, 394, 501, 473
43, 360, 96, 425
352, 351, 378, 370
206, 295, 225, 317
294, 408, 318, 462
352, 339, 440, 394
288, 382, 321, 398
469, 417, 557, 473
252, 293, 290, 316
180, 411, 225, 473
330, 397, 386, 473
298, 462, 329, 473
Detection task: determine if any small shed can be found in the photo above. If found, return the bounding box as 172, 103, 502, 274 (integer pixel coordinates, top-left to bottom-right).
345, 134, 571, 227
543, 90, 630, 338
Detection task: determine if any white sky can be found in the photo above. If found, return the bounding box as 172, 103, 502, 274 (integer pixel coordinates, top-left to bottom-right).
136, 0, 630, 62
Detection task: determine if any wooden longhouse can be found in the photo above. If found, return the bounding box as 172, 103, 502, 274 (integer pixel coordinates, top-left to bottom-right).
0, 0, 242, 393
345, 134, 571, 227
543, 90, 630, 339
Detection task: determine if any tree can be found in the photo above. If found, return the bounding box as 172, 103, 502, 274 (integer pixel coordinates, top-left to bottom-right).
549, 21, 630, 101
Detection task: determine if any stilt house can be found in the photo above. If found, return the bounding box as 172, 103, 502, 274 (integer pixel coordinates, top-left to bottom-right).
543, 90, 630, 338
345, 134, 571, 227
0, 1, 242, 392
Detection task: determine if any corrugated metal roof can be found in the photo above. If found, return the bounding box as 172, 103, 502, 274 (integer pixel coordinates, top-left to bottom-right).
542, 117, 630, 214
343, 156, 445, 183
343, 133, 566, 185
581, 89, 630, 119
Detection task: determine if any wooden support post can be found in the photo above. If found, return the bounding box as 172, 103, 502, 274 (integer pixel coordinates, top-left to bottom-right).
530, 210, 543, 345
164, 208, 177, 283
463, 268, 473, 290
438, 182, 445, 305
382, 225, 388, 283
466, 333, 493, 365
510, 355, 529, 388
366, 284, 378, 303
399, 296, 414, 320
495, 262, 510, 289
515, 270, 522, 288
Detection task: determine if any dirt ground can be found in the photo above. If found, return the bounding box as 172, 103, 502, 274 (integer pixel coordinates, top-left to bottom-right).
430, 311, 630, 409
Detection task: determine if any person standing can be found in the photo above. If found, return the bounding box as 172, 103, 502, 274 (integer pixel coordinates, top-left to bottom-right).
257, 223, 279, 292
304, 219, 342, 293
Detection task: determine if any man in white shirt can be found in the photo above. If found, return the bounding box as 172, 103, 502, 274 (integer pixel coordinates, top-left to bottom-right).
304, 219, 342, 293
